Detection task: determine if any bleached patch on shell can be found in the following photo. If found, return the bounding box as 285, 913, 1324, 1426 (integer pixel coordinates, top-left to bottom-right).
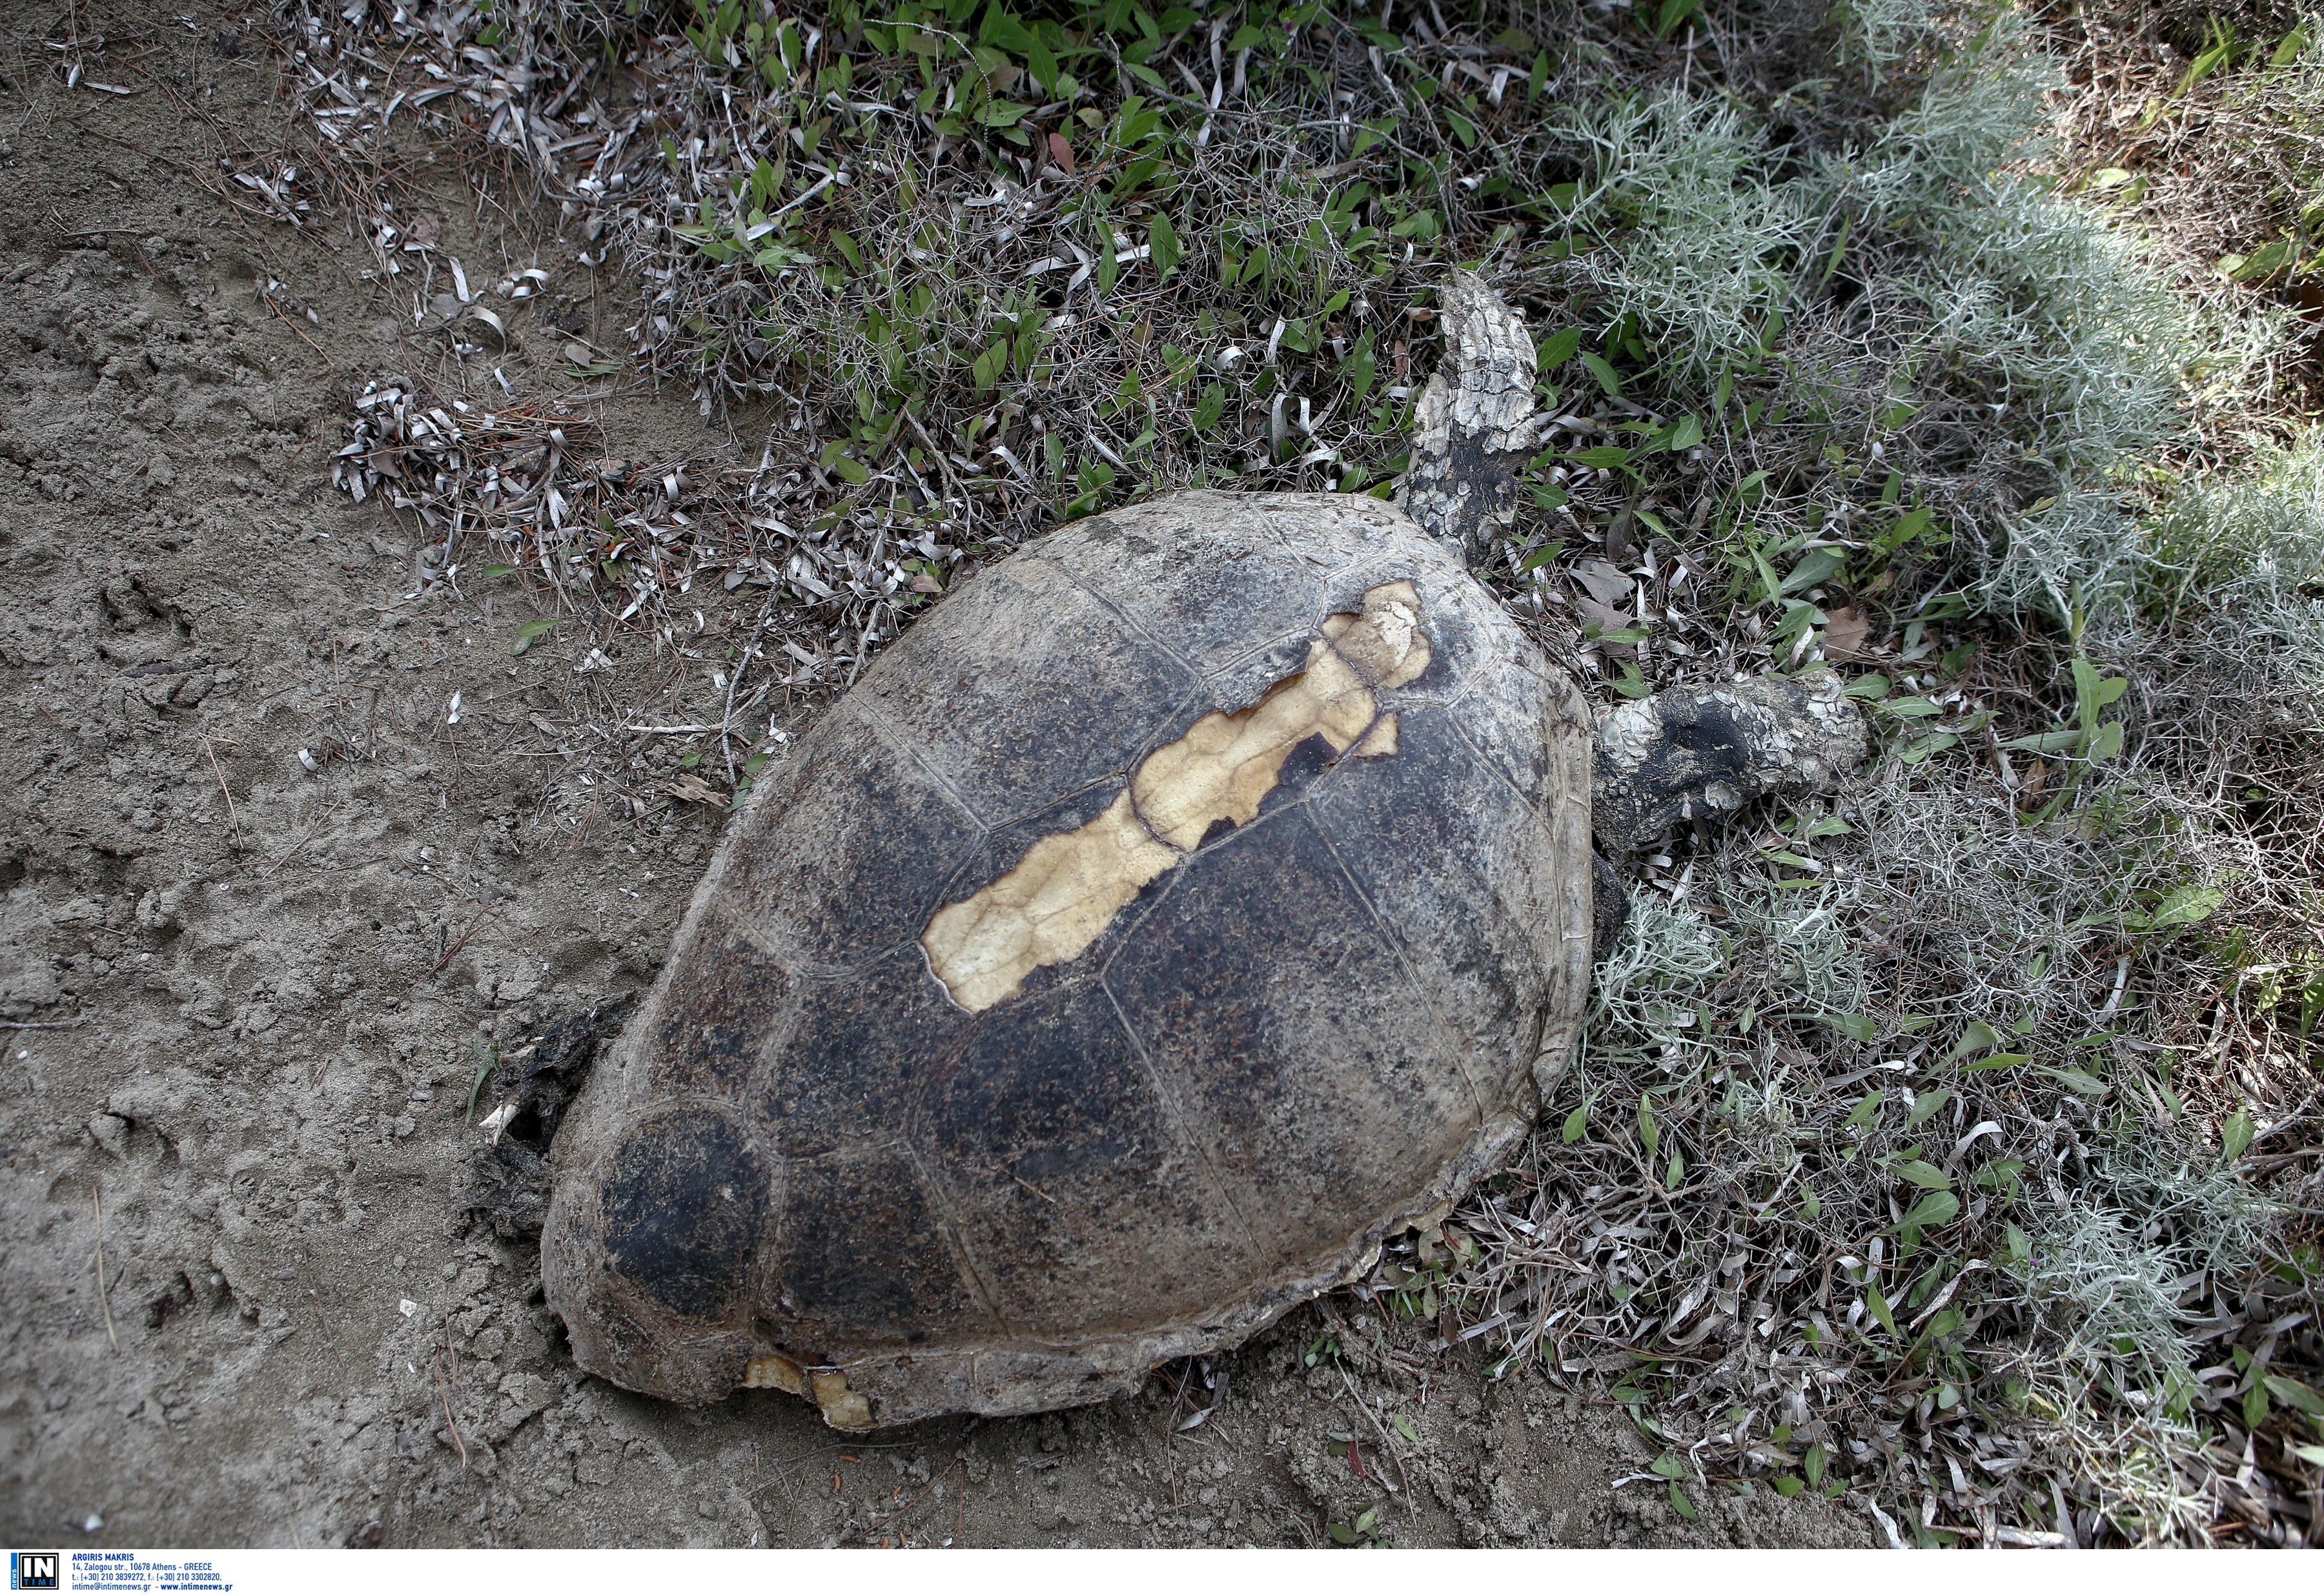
921, 582, 1430, 1013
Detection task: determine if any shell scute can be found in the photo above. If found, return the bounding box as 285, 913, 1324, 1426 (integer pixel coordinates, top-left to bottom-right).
757, 953, 966, 1161
1187, 633, 1320, 717
766, 1146, 986, 1349
860, 554, 1199, 826
638, 904, 795, 1102
1309, 704, 1565, 1088
913, 985, 1256, 1334
1330, 561, 1503, 709
1101, 808, 1474, 1270
1055, 500, 1329, 675
717, 700, 985, 975
1449, 652, 1585, 808
598, 1110, 769, 1323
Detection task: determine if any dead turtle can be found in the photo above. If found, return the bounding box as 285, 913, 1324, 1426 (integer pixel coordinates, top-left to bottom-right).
529, 276, 1865, 1430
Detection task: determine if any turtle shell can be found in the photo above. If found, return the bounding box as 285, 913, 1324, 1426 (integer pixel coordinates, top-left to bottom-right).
542, 491, 1594, 1428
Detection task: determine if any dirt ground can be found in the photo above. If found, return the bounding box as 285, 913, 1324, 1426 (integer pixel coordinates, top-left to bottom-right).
0, 1, 1879, 1549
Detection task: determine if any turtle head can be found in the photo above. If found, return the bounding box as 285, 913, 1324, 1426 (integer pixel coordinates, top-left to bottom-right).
1591, 673, 1868, 853
1584, 675, 1866, 959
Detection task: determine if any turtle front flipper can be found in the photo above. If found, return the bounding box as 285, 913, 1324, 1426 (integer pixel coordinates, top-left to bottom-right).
1396, 270, 1544, 565
1591, 849, 1629, 963
1591, 673, 1868, 857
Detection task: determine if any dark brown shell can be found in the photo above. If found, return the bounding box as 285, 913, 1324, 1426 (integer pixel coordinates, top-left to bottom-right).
542, 491, 1594, 1428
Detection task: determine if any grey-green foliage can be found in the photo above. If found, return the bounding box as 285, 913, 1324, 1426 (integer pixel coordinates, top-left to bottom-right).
1846, 760, 2216, 1031
1580, 885, 1864, 1100
1983, 491, 2146, 629
2010, 1190, 2224, 1541
1553, 91, 1813, 385
1831, 0, 1936, 83
1550, 730, 2249, 1530
1580, 893, 1724, 1077
1721, 886, 1867, 1017
2017, 1128, 2272, 1459
2149, 437, 2324, 726
1509, 2, 2308, 1543
1545, 9, 2193, 621
1814, 32, 2191, 617
1837, 32, 2056, 218
1921, 181, 2188, 478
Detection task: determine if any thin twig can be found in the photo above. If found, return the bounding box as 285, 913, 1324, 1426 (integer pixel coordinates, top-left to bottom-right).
434, 1350, 467, 1470
721, 628, 756, 789
1336, 1363, 1417, 1517
252, 813, 331, 877
860, 1458, 965, 1545
200, 733, 239, 826
426, 908, 502, 976
263, 295, 329, 356
92, 1183, 119, 1354
2250, 1085, 2322, 1148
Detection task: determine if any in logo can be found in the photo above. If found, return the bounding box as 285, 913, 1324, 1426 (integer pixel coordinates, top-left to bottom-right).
10, 1554, 59, 1592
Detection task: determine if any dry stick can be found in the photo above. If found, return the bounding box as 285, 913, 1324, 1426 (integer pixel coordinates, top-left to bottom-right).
1335, 1364, 1417, 1516
262, 294, 327, 357
91, 1183, 119, 1354
199, 733, 238, 826
1, 1019, 85, 1031
249, 813, 329, 877
720, 627, 756, 789
434, 1350, 467, 1470
860, 1458, 966, 1545
2250, 1084, 2323, 1148
562, 798, 602, 851
426, 908, 501, 977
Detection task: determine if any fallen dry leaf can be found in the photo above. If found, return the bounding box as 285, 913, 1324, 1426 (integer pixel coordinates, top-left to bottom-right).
1823, 605, 1870, 658
1574, 594, 1631, 635
1569, 558, 1635, 608
669, 773, 725, 806
1573, 595, 1638, 659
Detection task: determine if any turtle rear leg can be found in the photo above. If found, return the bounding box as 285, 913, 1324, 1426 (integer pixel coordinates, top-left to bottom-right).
462, 994, 633, 1239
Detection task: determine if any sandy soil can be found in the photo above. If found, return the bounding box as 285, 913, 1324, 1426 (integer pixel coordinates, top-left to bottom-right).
0, 0, 1877, 1549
